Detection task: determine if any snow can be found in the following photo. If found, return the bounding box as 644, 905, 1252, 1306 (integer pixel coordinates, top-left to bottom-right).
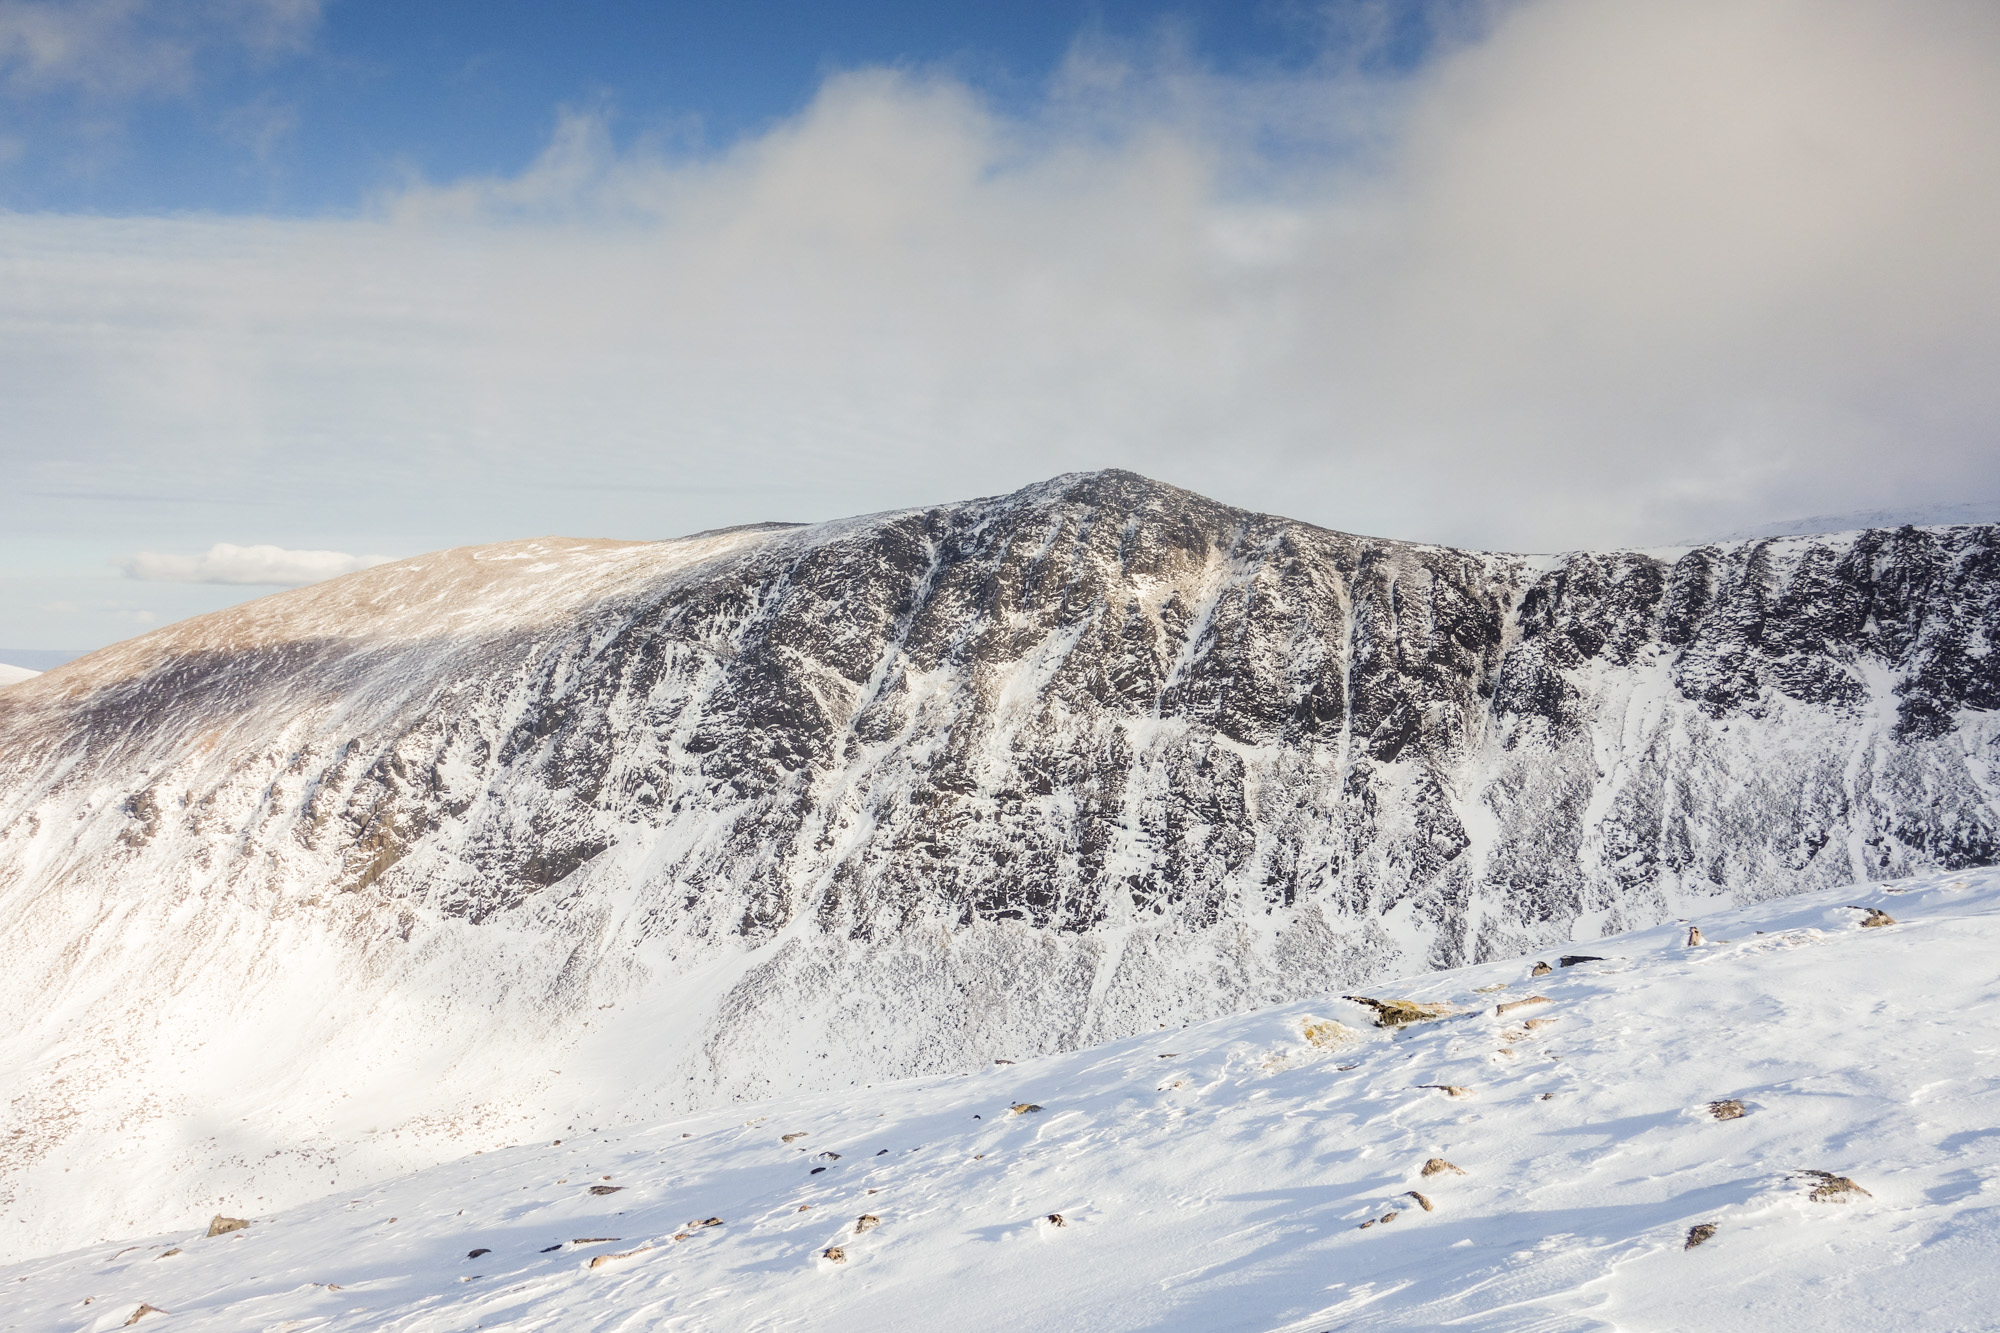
0, 663, 38, 688
9, 866, 1997, 1332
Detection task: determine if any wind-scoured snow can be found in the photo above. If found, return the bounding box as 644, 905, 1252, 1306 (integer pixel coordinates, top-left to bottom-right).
7, 869, 1995, 1332
2, 471, 1997, 1261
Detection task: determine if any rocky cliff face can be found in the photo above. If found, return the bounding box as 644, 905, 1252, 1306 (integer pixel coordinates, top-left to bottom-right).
3, 471, 1997, 1256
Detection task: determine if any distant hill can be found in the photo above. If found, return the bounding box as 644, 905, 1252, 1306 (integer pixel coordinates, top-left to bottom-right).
1713, 500, 2000, 541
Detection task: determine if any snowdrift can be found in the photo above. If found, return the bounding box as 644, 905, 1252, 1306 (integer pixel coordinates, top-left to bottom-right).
8, 868, 1996, 1332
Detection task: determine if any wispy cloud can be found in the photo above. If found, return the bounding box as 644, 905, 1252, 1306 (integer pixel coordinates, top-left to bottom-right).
0, 0, 318, 98
2, 0, 1996, 556
118, 544, 394, 587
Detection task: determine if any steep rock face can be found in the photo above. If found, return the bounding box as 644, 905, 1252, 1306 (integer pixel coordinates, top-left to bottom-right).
2, 471, 1997, 1257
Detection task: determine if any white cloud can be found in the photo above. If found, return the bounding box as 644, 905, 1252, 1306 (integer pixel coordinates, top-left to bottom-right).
1, 0, 1996, 554
0, 0, 318, 98
118, 544, 394, 587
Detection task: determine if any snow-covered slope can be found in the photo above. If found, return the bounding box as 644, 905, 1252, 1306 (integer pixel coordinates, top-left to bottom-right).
0, 663, 39, 688
7, 868, 1995, 1333
2, 470, 1998, 1261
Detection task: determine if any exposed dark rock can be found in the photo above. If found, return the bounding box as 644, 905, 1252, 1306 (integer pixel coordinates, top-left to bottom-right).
1558, 955, 1604, 967
587, 1185, 624, 1196
1421, 1158, 1466, 1177
1707, 1099, 1746, 1121
1685, 1223, 1717, 1250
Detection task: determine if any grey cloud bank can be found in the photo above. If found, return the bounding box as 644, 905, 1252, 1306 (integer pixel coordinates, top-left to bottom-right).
2, 0, 1997, 646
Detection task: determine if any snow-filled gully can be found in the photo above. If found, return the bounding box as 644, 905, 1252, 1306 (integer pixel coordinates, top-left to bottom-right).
10, 867, 1997, 1332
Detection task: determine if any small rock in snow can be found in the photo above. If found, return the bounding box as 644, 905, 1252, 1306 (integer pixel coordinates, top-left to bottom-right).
1687, 926, 1705, 946
1707, 1099, 1747, 1121
588, 1245, 651, 1269
822, 1246, 847, 1264
1559, 955, 1604, 967
205, 1216, 249, 1238
1045, 1213, 1066, 1227
1685, 1223, 1718, 1249
1406, 1190, 1434, 1212
1853, 907, 1896, 928
1009, 1103, 1042, 1115
1421, 1158, 1466, 1177
123, 1304, 169, 1325
1357, 1218, 1376, 1229
782, 1132, 807, 1143
587, 1185, 624, 1195
1531, 961, 1553, 977
1495, 996, 1550, 1016
1344, 996, 1454, 1027
1524, 1018, 1555, 1030
993, 1059, 1014, 1065
688, 1217, 723, 1228
1419, 1084, 1472, 1098
1803, 1171, 1872, 1202
811, 1167, 827, 1174
1474, 982, 1508, 993
1380, 1211, 1400, 1224
854, 1214, 880, 1233
155, 1249, 179, 1259
467, 1248, 490, 1259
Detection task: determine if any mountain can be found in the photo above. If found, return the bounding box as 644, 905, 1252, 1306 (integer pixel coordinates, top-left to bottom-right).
0, 663, 39, 688
8, 868, 1995, 1332
1712, 499, 2000, 542
2, 470, 1997, 1260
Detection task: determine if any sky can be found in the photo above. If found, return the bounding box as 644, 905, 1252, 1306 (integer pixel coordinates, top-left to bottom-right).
2, 0, 1998, 652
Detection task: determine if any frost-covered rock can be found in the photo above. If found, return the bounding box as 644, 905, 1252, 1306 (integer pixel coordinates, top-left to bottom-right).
1, 470, 1996, 1258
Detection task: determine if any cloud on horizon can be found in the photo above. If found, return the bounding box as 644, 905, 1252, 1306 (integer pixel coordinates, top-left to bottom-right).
118, 544, 394, 587
2, 0, 1997, 559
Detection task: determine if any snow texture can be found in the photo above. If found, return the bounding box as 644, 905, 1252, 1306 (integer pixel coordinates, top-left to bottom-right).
2, 470, 1998, 1260
0, 663, 39, 688
5, 868, 1996, 1331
